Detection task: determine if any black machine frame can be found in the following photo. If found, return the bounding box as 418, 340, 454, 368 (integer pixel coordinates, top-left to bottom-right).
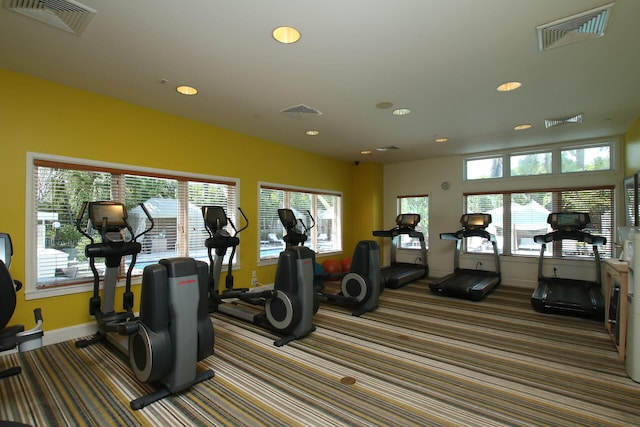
430, 213, 501, 301
278, 208, 382, 317
372, 213, 428, 288
75, 201, 214, 409
530, 212, 606, 320
203, 205, 317, 347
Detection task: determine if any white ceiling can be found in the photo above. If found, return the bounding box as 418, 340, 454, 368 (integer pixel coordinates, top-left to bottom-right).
1, 0, 639, 164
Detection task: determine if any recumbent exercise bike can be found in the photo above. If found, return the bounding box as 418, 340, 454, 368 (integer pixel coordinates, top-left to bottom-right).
202, 205, 316, 347
1, 232, 44, 380
278, 208, 382, 317
75, 201, 214, 409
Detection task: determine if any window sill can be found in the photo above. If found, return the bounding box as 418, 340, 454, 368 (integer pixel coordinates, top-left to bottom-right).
26, 276, 142, 301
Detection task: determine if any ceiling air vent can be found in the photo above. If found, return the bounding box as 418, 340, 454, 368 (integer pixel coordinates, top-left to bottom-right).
375, 146, 400, 152
545, 113, 583, 129
536, 3, 613, 51
4, 0, 96, 36
280, 104, 322, 120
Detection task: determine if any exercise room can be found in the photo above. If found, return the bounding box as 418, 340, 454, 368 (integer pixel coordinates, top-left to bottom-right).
2, 1, 640, 426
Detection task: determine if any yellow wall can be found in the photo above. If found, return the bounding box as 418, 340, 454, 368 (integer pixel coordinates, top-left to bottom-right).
625, 116, 640, 176
0, 68, 380, 331
351, 162, 384, 246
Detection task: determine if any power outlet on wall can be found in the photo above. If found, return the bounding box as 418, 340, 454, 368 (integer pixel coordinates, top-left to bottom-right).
251, 270, 258, 286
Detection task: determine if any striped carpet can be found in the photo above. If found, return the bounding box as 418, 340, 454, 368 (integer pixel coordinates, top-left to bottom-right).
2, 281, 640, 426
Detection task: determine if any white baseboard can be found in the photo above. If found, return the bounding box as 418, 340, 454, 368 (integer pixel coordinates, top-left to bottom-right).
42, 322, 97, 346
1, 322, 96, 356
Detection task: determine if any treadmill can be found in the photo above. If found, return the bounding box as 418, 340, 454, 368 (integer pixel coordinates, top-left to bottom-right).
430, 213, 501, 301
372, 213, 428, 289
530, 212, 606, 320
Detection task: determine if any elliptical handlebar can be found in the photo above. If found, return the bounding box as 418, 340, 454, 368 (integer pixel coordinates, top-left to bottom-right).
301, 210, 316, 234
76, 201, 93, 242
133, 203, 154, 241
234, 207, 249, 236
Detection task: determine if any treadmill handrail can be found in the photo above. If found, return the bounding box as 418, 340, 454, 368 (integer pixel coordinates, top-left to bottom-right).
535, 242, 603, 285
373, 227, 423, 238
534, 229, 606, 246
439, 232, 459, 241
439, 226, 500, 275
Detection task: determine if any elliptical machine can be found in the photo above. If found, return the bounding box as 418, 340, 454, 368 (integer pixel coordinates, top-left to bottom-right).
278, 208, 382, 317
1, 232, 44, 379
202, 205, 316, 347
75, 201, 214, 409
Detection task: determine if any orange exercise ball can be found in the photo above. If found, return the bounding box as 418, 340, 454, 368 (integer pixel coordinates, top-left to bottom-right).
340, 257, 351, 272
322, 259, 342, 276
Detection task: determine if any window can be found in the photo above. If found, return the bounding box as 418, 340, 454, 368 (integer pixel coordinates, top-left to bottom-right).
561, 145, 611, 173
510, 152, 552, 176
464, 187, 613, 258
465, 142, 612, 180
465, 156, 503, 180
259, 184, 342, 260
28, 153, 237, 297
396, 195, 429, 249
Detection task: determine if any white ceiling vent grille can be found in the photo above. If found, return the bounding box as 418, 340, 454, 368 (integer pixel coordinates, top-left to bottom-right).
280, 104, 322, 120
545, 113, 583, 129
4, 0, 96, 36
375, 146, 400, 152
536, 3, 613, 51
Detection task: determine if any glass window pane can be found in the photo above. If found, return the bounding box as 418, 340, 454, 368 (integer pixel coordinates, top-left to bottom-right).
397, 196, 429, 249
34, 166, 111, 287
188, 181, 237, 263
561, 145, 611, 173
511, 193, 552, 255
259, 185, 342, 260
554, 188, 613, 258
466, 157, 503, 180
510, 152, 551, 176
259, 188, 286, 260
465, 194, 503, 253
125, 175, 178, 269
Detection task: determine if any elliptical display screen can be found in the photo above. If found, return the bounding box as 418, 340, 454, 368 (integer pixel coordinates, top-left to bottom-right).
89, 202, 127, 228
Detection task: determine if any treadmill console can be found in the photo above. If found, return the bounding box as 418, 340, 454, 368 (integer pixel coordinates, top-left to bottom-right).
461, 213, 491, 230
396, 214, 420, 228
548, 212, 589, 231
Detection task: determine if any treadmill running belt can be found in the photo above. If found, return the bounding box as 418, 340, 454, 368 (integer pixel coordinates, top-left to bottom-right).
429, 269, 500, 301
531, 278, 605, 319
381, 263, 426, 288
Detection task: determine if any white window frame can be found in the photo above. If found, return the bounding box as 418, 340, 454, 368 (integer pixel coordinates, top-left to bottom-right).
25, 152, 239, 300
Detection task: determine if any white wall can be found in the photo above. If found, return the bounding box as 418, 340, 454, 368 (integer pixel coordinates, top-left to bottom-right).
382, 138, 624, 289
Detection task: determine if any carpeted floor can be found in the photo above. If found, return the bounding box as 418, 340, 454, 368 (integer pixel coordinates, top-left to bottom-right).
2, 282, 640, 426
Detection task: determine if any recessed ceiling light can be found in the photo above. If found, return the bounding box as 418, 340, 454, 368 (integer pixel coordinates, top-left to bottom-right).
273, 26, 300, 44
497, 81, 522, 92
392, 108, 411, 116
434, 137, 448, 143
176, 85, 198, 95
514, 124, 532, 130
306, 130, 319, 136
360, 150, 372, 155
